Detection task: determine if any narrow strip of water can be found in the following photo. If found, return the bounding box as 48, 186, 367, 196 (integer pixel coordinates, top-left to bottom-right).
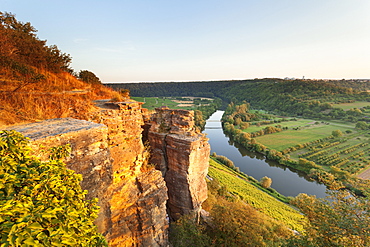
204, 110, 328, 197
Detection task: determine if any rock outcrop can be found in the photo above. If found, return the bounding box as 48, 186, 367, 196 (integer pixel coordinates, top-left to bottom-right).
89, 102, 168, 246
9, 102, 210, 246
10, 118, 113, 233
147, 107, 210, 221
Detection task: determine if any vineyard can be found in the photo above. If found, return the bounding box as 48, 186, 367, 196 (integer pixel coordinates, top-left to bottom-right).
208, 159, 306, 232
288, 133, 370, 176
241, 115, 370, 177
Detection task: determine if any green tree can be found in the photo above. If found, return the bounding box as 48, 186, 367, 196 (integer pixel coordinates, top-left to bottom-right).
0, 130, 107, 246
331, 129, 343, 138
240, 122, 250, 129
355, 121, 368, 130
169, 214, 210, 247
289, 191, 370, 247
0, 12, 72, 73
194, 110, 205, 130
78, 70, 102, 84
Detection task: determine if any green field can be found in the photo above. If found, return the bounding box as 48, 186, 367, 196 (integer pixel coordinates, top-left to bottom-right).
245, 119, 315, 133
237, 114, 370, 177
208, 159, 306, 232
132, 96, 193, 110
332, 101, 370, 110
255, 121, 352, 151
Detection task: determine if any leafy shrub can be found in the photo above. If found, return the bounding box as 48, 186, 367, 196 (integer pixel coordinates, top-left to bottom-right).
0, 130, 107, 246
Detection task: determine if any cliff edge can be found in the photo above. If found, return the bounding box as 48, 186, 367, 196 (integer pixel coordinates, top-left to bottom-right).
9, 103, 210, 246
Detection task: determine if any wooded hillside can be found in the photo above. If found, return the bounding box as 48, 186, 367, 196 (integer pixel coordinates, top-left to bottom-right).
108, 78, 370, 122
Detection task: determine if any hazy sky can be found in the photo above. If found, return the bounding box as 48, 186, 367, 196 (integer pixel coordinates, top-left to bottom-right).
2, 0, 370, 82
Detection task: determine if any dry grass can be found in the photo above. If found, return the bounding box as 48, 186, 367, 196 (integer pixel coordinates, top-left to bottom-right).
0, 67, 117, 127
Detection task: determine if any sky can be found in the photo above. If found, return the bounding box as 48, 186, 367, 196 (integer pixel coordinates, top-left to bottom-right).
2, 0, 370, 82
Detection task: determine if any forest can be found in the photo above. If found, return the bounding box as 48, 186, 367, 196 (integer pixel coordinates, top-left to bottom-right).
108, 78, 370, 122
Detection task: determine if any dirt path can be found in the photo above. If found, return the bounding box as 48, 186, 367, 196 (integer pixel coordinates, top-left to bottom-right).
357, 168, 370, 180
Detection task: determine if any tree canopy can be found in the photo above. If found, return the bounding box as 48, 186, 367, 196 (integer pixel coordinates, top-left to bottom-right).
289, 190, 370, 246
0, 12, 72, 73
78, 70, 102, 85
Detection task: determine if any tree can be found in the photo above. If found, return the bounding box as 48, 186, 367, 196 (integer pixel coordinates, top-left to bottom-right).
78, 70, 102, 84
169, 214, 210, 247
0, 130, 107, 246
356, 121, 368, 130
289, 190, 370, 246
0, 12, 72, 72
194, 110, 205, 130
209, 199, 290, 246
234, 117, 241, 126
260, 176, 272, 189
240, 122, 249, 129
332, 129, 343, 138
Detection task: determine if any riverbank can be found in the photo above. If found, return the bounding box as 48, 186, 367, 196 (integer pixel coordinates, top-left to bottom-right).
204, 110, 328, 197
210, 156, 290, 203
221, 104, 370, 196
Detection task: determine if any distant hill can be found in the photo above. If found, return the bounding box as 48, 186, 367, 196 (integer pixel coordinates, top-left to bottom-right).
106, 78, 370, 120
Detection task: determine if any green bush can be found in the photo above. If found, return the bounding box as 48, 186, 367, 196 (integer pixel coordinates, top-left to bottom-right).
0, 130, 107, 246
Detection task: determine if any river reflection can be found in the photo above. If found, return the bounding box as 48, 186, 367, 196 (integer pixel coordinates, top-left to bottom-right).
204, 110, 328, 198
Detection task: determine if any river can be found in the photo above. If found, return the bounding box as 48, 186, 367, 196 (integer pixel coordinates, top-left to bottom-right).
204, 110, 328, 198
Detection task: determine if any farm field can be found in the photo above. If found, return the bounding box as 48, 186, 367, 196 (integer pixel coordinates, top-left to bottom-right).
132, 96, 193, 110
245, 119, 315, 133
238, 114, 370, 178
132, 96, 213, 111
332, 101, 370, 110
288, 132, 370, 176
255, 121, 353, 151
208, 159, 305, 232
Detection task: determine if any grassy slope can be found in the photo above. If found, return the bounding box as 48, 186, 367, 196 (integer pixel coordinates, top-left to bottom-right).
0, 70, 116, 126
208, 159, 306, 232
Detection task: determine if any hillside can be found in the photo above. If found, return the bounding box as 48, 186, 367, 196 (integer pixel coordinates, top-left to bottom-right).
108, 79, 370, 122
0, 12, 117, 126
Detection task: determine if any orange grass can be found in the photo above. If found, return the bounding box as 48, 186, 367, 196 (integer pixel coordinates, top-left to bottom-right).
0, 68, 117, 126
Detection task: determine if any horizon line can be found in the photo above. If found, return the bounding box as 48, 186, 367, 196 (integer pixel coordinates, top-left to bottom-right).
103, 77, 370, 84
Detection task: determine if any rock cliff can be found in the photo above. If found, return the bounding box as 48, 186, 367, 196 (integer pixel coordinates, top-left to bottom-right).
9, 102, 209, 246
147, 107, 210, 221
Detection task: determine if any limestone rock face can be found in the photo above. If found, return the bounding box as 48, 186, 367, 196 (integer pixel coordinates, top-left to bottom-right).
90, 102, 169, 246
9, 103, 210, 246
10, 102, 169, 247
148, 107, 210, 221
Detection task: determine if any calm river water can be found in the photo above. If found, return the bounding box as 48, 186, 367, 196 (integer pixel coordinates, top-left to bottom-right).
204, 110, 328, 198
